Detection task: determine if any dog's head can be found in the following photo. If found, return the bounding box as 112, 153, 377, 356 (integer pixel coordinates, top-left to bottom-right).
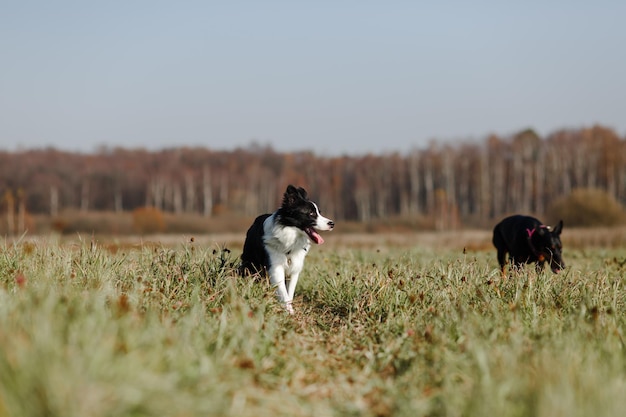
278, 185, 335, 244
530, 220, 565, 273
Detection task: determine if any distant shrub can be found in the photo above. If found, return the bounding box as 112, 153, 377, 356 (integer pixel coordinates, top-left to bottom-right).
0, 213, 35, 235
547, 188, 626, 227
163, 211, 252, 234
51, 210, 133, 235
132, 207, 166, 234
51, 217, 69, 233
163, 213, 211, 234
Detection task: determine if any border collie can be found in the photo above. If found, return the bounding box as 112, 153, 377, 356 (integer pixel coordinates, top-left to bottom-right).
240, 185, 335, 314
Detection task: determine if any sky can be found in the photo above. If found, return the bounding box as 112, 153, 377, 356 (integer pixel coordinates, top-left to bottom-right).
1, 1, 625, 156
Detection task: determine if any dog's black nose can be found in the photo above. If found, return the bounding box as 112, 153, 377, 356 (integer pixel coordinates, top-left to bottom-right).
328, 220, 335, 228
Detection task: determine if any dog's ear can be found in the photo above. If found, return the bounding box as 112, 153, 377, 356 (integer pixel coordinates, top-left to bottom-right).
538, 226, 546, 236
283, 185, 299, 206
553, 220, 563, 235
283, 185, 308, 206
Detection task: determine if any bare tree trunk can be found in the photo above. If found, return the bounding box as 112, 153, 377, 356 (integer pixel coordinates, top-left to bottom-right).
457, 155, 470, 217
511, 148, 524, 213
423, 156, 435, 215
399, 187, 410, 217
4, 190, 15, 236
479, 148, 490, 219
81, 180, 89, 212
572, 146, 585, 189
490, 148, 505, 218
151, 178, 165, 210
618, 143, 626, 204
375, 167, 390, 218
260, 176, 276, 213
244, 190, 257, 217
185, 173, 196, 213
586, 147, 598, 188
442, 147, 456, 224
203, 166, 213, 217
114, 186, 123, 212
562, 159, 572, 195
355, 187, 371, 222
219, 174, 228, 207
534, 146, 545, 215
50, 186, 59, 217
145, 183, 152, 207
521, 150, 533, 214
173, 183, 183, 214
606, 156, 616, 197
435, 189, 447, 231
17, 190, 25, 233
408, 153, 420, 215
330, 160, 345, 220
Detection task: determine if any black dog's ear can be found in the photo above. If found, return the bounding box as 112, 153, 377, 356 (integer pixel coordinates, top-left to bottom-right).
297, 187, 308, 199
553, 220, 563, 235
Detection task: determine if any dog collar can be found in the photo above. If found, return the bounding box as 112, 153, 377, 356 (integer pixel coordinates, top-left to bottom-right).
526, 225, 548, 238
526, 225, 548, 258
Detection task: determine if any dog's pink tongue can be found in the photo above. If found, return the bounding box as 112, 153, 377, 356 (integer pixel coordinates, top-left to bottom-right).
306, 228, 324, 244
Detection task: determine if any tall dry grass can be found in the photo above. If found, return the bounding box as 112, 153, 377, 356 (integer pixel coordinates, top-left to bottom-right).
0, 231, 625, 416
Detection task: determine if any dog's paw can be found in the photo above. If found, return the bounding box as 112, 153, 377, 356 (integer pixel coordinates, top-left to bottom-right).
285, 302, 295, 315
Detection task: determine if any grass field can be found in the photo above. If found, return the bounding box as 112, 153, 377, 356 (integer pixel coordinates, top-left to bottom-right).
1, 230, 626, 417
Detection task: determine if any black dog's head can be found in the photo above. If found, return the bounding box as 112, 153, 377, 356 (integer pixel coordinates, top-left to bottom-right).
530, 220, 564, 273
277, 185, 335, 244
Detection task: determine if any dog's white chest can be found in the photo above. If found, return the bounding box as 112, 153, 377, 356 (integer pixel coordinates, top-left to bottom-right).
264, 217, 309, 249
263, 219, 310, 274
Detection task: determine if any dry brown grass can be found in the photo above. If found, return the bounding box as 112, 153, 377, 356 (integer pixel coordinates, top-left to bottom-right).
3, 225, 626, 417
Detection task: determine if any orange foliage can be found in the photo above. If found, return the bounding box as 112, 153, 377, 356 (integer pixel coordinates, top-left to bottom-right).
132, 207, 166, 234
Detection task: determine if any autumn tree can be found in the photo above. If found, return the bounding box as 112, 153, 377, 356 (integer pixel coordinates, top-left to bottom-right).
0, 125, 624, 230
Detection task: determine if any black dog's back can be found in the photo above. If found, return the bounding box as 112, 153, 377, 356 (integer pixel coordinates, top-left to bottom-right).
493, 214, 564, 274
493, 215, 541, 262
240, 214, 271, 275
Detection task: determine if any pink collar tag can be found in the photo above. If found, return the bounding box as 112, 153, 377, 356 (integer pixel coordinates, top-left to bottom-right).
527, 225, 548, 238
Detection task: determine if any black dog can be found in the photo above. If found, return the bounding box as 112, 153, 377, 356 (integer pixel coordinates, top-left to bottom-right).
492, 215, 564, 274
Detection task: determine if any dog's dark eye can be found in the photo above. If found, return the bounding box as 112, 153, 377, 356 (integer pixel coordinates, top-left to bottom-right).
309, 211, 316, 217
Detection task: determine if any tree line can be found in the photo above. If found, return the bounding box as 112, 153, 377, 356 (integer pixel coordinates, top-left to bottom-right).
1, 125, 625, 229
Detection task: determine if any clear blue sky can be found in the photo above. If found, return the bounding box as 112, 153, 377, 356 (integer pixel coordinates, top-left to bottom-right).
1, 1, 625, 155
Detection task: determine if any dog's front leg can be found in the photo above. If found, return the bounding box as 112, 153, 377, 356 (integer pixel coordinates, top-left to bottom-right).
286, 251, 306, 305
286, 271, 300, 302
268, 264, 293, 314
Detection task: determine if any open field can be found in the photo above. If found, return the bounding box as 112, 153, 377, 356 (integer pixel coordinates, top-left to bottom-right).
1, 229, 626, 417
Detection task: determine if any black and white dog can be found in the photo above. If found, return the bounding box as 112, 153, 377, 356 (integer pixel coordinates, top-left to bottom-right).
240, 185, 334, 314
492, 215, 565, 274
